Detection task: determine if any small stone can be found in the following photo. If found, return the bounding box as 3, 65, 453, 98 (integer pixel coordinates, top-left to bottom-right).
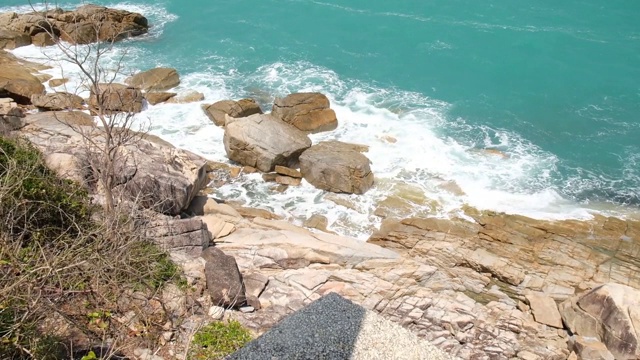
208, 306, 225, 320
262, 173, 278, 182
379, 135, 397, 143
275, 175, 301, 186
48, 78, 69, 88
304, 214, 329, 232
275, 165, 302, 178
162, 331, 173, 341
517, 300, 530, 312
517, 350, 540, 360
229, 167, 242, 178
239, 306, 255, 313
243, 166, 258, 173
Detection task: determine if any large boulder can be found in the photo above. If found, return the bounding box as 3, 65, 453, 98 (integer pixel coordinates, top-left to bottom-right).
202, 247, 247, 308
0, 64, 45, 104
31, 92, 84, 111
223, 113, 311, 172
201, 98, 262, 127
0, 29, 31, 49
125, 68, 180, 92
89, 83, 143, 113
299, 141, 374, 194
271, 92, 338, 133
15, 112, 208, 216
560, 283, 640, 359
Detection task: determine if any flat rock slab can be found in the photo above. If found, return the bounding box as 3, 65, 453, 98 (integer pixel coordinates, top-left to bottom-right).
228, 293, 451, 360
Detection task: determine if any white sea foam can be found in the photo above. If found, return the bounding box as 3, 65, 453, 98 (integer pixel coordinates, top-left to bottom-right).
8, 3, 633, 239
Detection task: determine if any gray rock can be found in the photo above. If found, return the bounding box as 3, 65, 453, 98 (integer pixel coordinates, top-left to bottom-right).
271, 92, 337, 133
299, 141, 374, 194
201, 99, 262, 127
223, 113, 311, 172
202, 247, 247, 308
145, 216, 210, 257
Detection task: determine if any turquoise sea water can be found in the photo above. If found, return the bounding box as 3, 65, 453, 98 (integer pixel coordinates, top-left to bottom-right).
3, 0, 640, 235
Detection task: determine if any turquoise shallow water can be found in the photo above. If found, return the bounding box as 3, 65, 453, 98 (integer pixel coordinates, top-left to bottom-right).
3, 0, 640, 233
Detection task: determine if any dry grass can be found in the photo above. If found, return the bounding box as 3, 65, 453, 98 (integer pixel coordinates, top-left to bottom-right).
0, 135, 182, 359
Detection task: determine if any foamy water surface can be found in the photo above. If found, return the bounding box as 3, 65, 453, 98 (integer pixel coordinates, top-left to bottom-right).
5, 1, 639, 238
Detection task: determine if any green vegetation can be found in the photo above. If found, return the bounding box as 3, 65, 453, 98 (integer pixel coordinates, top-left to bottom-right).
0, 135, 182, 359
189, 320, 252, 360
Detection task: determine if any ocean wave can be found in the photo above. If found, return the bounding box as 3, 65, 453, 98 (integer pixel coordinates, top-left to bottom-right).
6, 0, 637, 236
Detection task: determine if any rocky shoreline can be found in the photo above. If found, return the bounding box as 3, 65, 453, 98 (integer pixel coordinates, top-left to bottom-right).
3, 5, 640, 360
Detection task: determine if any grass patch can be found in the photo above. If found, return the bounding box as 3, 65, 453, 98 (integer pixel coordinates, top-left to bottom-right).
189, 320, 252, 360
0, 135, 184, 358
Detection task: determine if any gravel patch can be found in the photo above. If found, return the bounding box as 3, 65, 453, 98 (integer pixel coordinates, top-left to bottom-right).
227, 292, 455, 360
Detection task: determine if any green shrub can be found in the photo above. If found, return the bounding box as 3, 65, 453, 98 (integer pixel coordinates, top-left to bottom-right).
0, 136, 93, 244
189, 320, 252, 360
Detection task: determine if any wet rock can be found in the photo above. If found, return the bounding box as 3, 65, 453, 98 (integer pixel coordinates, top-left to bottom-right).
125, 67, 180, 92
271, 92, 337, 133
165, 90, 204, 103
223, 113, 311, 172
304, 214, 329, 232
299, 141, 374, 194
275, 175, 301, 186
201, 98, 262, 127
275, 165, 302, 178
145, 92, 176, 105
